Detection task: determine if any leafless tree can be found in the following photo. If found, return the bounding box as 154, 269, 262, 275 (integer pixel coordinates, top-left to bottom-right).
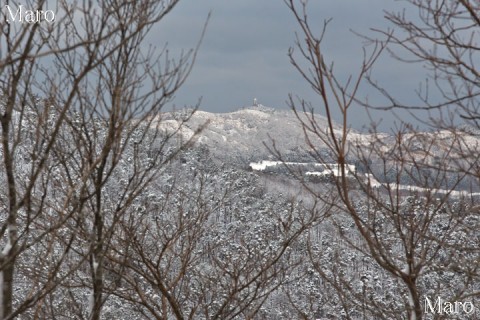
102, 150, 330, 320
284, 0, 480, 319
0, 0, 203, 319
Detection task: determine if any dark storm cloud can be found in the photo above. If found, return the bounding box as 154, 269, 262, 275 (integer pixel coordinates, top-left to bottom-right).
151, 0, 430, 130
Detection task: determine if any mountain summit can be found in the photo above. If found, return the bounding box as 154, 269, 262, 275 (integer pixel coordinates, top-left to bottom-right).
162, 106, 335, 163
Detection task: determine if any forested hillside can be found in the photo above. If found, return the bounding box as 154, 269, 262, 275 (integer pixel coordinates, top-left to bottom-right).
4, 103, 479, 319
1, 0, 480, 319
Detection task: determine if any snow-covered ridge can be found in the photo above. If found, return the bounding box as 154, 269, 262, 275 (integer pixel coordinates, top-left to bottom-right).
159, 105, 324, 161
160, 105, 480, 194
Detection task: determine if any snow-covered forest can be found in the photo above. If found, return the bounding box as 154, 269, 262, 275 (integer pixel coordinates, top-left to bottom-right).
0, 0, 479, 319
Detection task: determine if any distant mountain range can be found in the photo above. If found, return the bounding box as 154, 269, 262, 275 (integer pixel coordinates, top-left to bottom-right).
160, 105, 480, 193
162, 105, 479, 161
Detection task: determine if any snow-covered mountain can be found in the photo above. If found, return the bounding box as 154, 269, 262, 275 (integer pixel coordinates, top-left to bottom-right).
161, 105, 480, 165
160, 105, 341, 164
160, 105, 480, 193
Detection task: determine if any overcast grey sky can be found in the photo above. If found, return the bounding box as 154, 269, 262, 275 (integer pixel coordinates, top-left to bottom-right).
154, 1, 432, 131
